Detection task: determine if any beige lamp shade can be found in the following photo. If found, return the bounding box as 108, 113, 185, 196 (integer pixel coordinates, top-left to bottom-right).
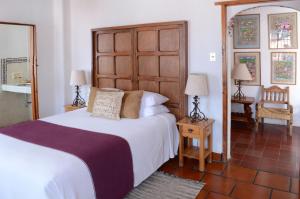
232, 64, 253, 81
70, 70, 87, 86
185, 73, 209, 96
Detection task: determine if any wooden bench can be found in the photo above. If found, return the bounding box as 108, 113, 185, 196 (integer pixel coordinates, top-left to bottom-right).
256, 86, 293, 136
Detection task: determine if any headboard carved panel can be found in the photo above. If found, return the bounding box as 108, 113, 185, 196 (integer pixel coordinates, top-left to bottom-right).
92, 21, 188, 120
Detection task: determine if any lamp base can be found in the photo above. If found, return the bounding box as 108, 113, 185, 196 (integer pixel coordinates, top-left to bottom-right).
189, 96, 208, 123
233, 80, 246, 101
72, 85, 86, 107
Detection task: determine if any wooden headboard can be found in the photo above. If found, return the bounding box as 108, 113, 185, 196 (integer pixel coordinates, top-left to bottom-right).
92, 21, 188, 119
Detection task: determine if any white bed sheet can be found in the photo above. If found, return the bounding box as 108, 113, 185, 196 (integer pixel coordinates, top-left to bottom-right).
0, 108, 179, 199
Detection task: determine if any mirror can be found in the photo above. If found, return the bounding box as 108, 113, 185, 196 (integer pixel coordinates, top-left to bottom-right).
0, 23, 38, 127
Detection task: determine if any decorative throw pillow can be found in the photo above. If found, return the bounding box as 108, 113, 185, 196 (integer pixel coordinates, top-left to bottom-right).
91, 91, 124, 120
87, 87, 121, 112
121, 90, 144, 119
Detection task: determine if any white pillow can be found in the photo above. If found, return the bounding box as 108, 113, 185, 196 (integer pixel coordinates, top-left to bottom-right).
140, 105, 170, 117
141, 91, 169, 107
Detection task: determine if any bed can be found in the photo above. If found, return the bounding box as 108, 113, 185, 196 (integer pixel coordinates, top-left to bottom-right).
0, 21, 188, 199
0, 109, 179, 199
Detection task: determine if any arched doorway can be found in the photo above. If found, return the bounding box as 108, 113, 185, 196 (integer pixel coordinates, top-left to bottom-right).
227, 6, 300, 168
215, 0, 300, 161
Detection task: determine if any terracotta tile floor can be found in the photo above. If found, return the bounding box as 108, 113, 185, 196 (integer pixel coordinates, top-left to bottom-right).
231, 122, 300, 177
159, 123, 300, 199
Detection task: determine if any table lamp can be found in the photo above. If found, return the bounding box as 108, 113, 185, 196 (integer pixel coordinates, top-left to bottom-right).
70, 70, 87, 107
232, 63, 253, 100
185, 73, 209, 122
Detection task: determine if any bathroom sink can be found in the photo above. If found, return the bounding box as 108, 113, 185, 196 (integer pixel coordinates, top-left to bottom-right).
17, 83, 31, 87
1, 84, 31, 94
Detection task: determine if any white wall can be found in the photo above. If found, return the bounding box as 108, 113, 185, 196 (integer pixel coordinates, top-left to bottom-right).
0, 0, 298, 154
64, 0, 224, 153
0, 0, 65, 117
63, 0, 300, 154
229, 7, 300, 126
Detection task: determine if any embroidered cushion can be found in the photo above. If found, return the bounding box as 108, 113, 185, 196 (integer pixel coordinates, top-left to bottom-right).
91, 91, 124, 120
87, 87, 122, 112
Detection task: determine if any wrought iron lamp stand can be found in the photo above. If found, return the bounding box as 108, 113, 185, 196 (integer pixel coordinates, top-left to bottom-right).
190, 96, 208, 123
72, 85, 86, 107
233, 80, 245, 101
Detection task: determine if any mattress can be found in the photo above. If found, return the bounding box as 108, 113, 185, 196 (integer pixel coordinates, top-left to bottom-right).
0, 108, 179, 199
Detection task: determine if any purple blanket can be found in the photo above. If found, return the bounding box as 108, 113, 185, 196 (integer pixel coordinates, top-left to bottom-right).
0, 120, 134, 199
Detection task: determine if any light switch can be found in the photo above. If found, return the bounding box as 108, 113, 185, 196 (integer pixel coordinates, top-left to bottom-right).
210, 52, 216, 62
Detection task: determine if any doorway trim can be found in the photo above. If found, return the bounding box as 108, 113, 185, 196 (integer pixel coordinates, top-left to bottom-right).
215, 0, 291, 161
0, 22, 39, 120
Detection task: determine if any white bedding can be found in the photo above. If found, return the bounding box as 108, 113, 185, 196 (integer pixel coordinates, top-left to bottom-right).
0, 108, 179, 199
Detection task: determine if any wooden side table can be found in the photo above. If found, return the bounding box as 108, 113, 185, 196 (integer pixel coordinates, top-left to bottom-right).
64, 105, 85, 112
177, 117, 214, 172
231, 96, 255, 126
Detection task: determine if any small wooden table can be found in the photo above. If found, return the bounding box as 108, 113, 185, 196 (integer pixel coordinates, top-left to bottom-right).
64, 105, 86, 112
177, 117, 214, 172
231, 97, 255, 126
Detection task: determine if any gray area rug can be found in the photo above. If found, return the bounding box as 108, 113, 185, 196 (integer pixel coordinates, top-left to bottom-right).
125, 172, 204, 199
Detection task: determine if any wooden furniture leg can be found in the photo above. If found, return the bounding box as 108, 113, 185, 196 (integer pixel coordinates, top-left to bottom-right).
199, 134, 205, 172
288, 120, 293, 136
187, 138, 193, 148
255, 104, 259, 131
244, 103, 253, 124
179, 127, 184, 167
255, 117, 259, 131
260, 118, 264, 131
208, 134, 212, 163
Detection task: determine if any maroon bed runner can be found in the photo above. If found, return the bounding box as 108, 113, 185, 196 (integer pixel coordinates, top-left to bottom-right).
0, 120, 134, 199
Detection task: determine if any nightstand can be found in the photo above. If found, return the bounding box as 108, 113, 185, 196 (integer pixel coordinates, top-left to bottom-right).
177, 117, 214, 172
64, 105, 85, 112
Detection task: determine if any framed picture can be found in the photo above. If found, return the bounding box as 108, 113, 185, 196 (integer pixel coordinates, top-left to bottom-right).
233, 14, 260, 49
268, 12, 298, 49
234, 52, 261, 86
271, 52, 297, 85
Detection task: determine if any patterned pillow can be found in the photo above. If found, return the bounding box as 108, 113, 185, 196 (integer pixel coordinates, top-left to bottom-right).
87, 87, 122, 112
91, 91, 124, 120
